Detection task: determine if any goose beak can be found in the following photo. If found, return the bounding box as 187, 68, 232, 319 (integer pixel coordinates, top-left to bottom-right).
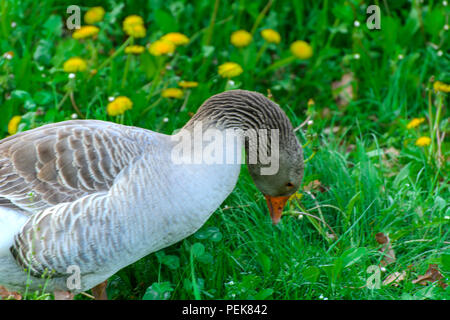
264, 195, 290, 225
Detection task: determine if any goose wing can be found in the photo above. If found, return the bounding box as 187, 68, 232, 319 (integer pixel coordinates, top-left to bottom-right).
0, 120, 147, 214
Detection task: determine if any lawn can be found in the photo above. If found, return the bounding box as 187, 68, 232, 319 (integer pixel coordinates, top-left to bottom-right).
0, 0, 449, 300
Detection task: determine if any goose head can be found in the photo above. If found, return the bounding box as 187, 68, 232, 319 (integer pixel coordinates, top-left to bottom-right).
247, 130, 304, 225
184, 89, 304, 224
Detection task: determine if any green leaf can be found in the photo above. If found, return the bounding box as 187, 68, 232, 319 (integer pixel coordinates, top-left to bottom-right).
197, 252, 213, 264
302, 266, 320, 283
154, 9, 177, 33
140, 53, 157, 79
202, 46, 215, 58
162, 255, 180, 270
142, 282, 173, 300
440, 253, 450, 272
424, 8, 445, 37
393, 163, 411, 189
341, 247, 368, 268
434, 196, 446, 211
194, 231, 209, 240
191, 242, 205, 258
33, 39, 53, 66
33, 91, 53, 105
43, 15, 63, 38
257, 253, 271, 274
253, 288, 274, 300
345, 191, 361, 219
44, 108, 58, 122
11, 90, 31, 101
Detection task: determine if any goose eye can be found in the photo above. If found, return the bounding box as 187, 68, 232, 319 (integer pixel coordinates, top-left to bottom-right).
286, 182, 294, 188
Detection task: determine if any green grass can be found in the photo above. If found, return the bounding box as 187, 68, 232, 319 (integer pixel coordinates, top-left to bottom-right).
0, 0, 449, 300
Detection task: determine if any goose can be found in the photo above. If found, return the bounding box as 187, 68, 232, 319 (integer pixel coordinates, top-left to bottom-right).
0, 90, 304, 300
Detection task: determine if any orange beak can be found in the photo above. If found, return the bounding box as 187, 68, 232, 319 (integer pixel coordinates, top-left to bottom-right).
264, 195, 290, 225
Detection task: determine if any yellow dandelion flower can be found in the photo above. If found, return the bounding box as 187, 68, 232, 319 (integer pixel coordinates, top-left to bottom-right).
162, 88, 184, 99
307, 98, 315, 107
148, 40, 175, 56
290, 40, 313, 59
72, 25, 100, 40
433, 81, 450, 93
124, 45, 145, 55
415, 136, 431, 147
261, 29, 281, 44
127, 24, 146, 38
178, 81, 198, 88
123, 15, 144, 28
107, 103, 122, 117
218, 62, 243, 78
84, 7, 105, 24
406, 117, 425, 129
123, 15, 146, 38
161, 32, 189, 46
230, 30, 252, 48
107, 96, 133, 117
8, 115, 21, 135
63, 57, 87, 73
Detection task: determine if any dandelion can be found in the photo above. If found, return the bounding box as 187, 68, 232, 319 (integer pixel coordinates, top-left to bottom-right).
218, 62, 243, 78
148, 40, 176, 56
406, 117, 425, 129
72, 25, 99, 39
106, 96, 133, 116
415, 136, 431, 147
123, 15, 144, 28
161, 88, 184, 99
230, 30, 252, 48
8, 116, 21, 135
433, 80, 450, 93
63, 57, 87, 73
128, 24, 146, 38
124, 45, 145, 55
161, 32, 189, 46
261, 29, 281, 44
84, 7, 105, 24
123, 15, 146, 38
290, 40, 313, 59
178, 81, 198, 88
